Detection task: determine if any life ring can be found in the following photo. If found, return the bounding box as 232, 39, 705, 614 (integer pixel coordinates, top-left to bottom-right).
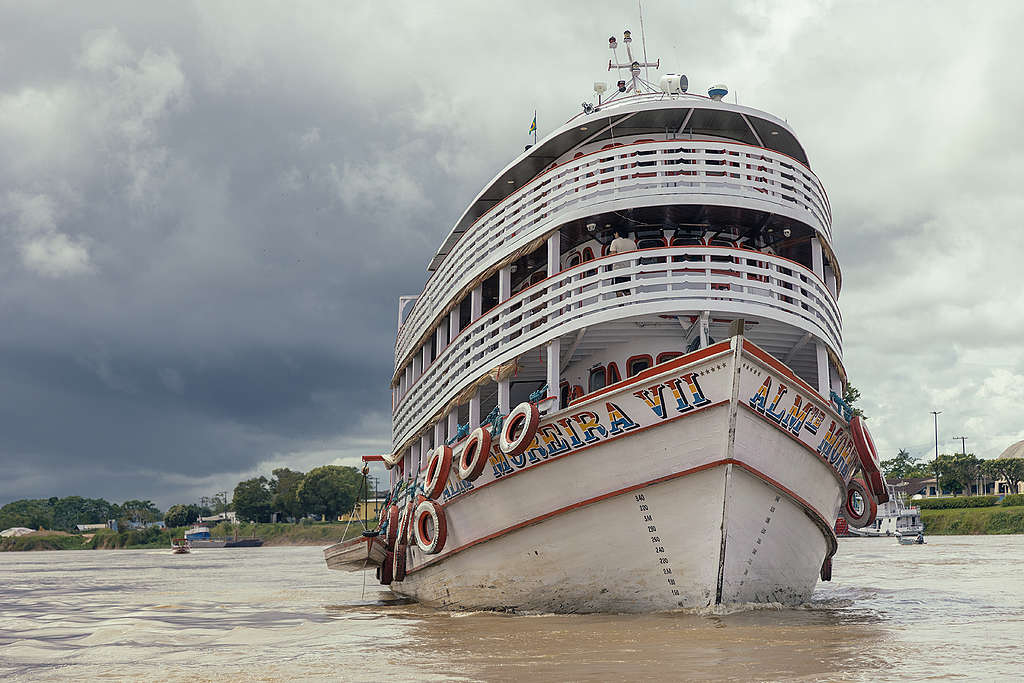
849, 416, 889, 503
499, 402, 540, 457
458, 427, 492, 482
423, 445, 453, 499
392, 543, 407, 582
413, 499, 448, 554
383, 504, 401, 550
844, 478, 878, 528
379, 550, 394, 584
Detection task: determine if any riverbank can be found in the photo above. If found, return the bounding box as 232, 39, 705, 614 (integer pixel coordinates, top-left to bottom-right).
0, 520, 374, 551
922, 505, 1024, 534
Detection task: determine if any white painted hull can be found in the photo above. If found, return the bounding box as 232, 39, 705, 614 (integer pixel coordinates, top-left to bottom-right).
386, 339, 849, 612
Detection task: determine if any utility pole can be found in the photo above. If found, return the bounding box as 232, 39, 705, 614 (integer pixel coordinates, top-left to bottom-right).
931, 411, 942, 496
952, 436, 967, 456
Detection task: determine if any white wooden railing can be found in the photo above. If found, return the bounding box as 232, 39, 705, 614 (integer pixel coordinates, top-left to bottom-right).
394, 139, 833, 374
392, 245, 842, 449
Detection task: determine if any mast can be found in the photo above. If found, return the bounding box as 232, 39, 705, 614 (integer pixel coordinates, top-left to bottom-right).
608, 29, 659, 93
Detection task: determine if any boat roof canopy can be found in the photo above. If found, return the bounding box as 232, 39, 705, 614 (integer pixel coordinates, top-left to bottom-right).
428, 99, 810, 272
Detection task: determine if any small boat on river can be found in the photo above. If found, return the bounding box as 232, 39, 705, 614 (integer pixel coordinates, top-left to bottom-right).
185, 525, 264, 548
896, 531, 926, 545
171, 538, 191, 554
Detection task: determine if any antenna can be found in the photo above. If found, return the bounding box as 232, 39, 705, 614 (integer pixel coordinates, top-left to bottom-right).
608, 28, 658, 94
638, 1, 651, 83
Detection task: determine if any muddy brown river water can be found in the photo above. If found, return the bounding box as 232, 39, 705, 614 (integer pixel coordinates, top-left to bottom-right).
1, 536, 1022, 681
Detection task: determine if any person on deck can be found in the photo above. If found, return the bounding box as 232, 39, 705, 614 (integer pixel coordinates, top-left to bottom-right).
608, 230, 638, 296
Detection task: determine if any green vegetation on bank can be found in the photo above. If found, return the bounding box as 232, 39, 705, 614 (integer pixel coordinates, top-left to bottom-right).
918, 496, 1000, 509
0, 520, 373, 552
922, 505, 1024, 535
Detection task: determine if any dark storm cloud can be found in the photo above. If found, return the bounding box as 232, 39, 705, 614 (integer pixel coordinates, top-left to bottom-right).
1, 1, 1023, 507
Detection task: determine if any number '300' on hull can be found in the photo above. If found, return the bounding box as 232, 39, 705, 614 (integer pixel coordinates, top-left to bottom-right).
389, 338, 851, 611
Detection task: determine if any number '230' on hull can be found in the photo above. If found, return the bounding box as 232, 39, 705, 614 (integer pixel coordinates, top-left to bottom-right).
390, 337, 853, 612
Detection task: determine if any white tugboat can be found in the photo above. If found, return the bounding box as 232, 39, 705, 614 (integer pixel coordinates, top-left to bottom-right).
326, 31, 888, 611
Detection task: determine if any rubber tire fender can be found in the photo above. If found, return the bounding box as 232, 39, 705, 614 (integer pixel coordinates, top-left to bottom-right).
845, 478, 878, 528
392, 543, 408, 582
413, 499, 448, 555
850, 415, 889, 503
423, 445, 453, 500
384, 504, 401, 550
499, 402, 540, 458
458, 427, 492, 482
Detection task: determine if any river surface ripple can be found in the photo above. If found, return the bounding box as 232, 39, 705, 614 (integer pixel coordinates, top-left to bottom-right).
1, 536, 1022, 682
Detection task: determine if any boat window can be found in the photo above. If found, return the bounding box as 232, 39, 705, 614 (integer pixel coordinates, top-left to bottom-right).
560, 382, 570, 410
588, 366, 607, 393
566, 251, 582, 268
581, 247, 595, 262
606, 362, 621, 385
657, 351, 683, 364
627, 354, 653, 377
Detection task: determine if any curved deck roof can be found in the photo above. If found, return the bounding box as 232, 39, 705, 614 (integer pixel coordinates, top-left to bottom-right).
428, 94, 812, 273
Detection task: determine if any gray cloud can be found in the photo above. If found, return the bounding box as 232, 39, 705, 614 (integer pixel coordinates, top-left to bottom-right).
0, 1, 1022, 507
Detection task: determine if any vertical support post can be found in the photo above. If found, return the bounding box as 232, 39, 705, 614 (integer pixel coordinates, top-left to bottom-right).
546, 338, 561, 414
412, 354, 421, 382
434, 421, 445, 452
499, 266, 511, 345
547, 231, 561, 277
471, 285, 483, 320
436, 324, 447, 355
447, 410, 459, 442
449, 306, 460, 342
407, 444, 417, 481
498, 379, 510, 414
420, 434, 432, 471
699, 310, 710, 349
810, 237, 824, 279
825, 268, 837, 299
815, 341, 829, 398
422, 342, 431, 371
469, 389, 481, 427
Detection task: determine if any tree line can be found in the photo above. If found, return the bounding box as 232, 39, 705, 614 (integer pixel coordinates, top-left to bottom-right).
0, 497, 161, 532
881, 449, 1024, 495
1, 464, 369, 532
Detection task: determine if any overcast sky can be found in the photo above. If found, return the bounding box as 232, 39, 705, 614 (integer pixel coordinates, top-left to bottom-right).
1, 1, 1022, 508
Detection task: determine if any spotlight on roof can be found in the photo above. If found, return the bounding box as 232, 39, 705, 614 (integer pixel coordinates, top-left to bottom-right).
617, 79, 627, 92
582, 102, 595, 114
708, 84, 729, 101
594, 82, 607, 95
659, 74, 688, 95
586, 223, 597, 232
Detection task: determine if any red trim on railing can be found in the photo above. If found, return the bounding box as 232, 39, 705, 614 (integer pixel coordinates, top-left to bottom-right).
393, 240, 821, 394
397, 135, 833, 371
396, 240, 836, 387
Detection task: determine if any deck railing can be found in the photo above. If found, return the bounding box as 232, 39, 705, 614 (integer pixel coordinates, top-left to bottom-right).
392, 245, 842, 449
394, 139, 833, 373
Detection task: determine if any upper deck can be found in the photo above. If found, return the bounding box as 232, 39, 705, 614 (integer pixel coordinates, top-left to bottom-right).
394, 95, 837, 379
428, 94, 820, 273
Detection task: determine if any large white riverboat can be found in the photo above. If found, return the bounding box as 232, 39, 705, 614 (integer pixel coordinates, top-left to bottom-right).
326, 32, 888, 611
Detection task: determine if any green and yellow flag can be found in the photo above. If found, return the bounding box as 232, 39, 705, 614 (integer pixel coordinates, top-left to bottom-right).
529, 112, 537, 135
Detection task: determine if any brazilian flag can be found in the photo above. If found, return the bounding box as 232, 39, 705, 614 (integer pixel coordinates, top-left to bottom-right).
529, 112, 537, 135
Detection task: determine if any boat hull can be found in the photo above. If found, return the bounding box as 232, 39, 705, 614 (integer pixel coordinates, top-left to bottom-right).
385, 339, 849, 612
